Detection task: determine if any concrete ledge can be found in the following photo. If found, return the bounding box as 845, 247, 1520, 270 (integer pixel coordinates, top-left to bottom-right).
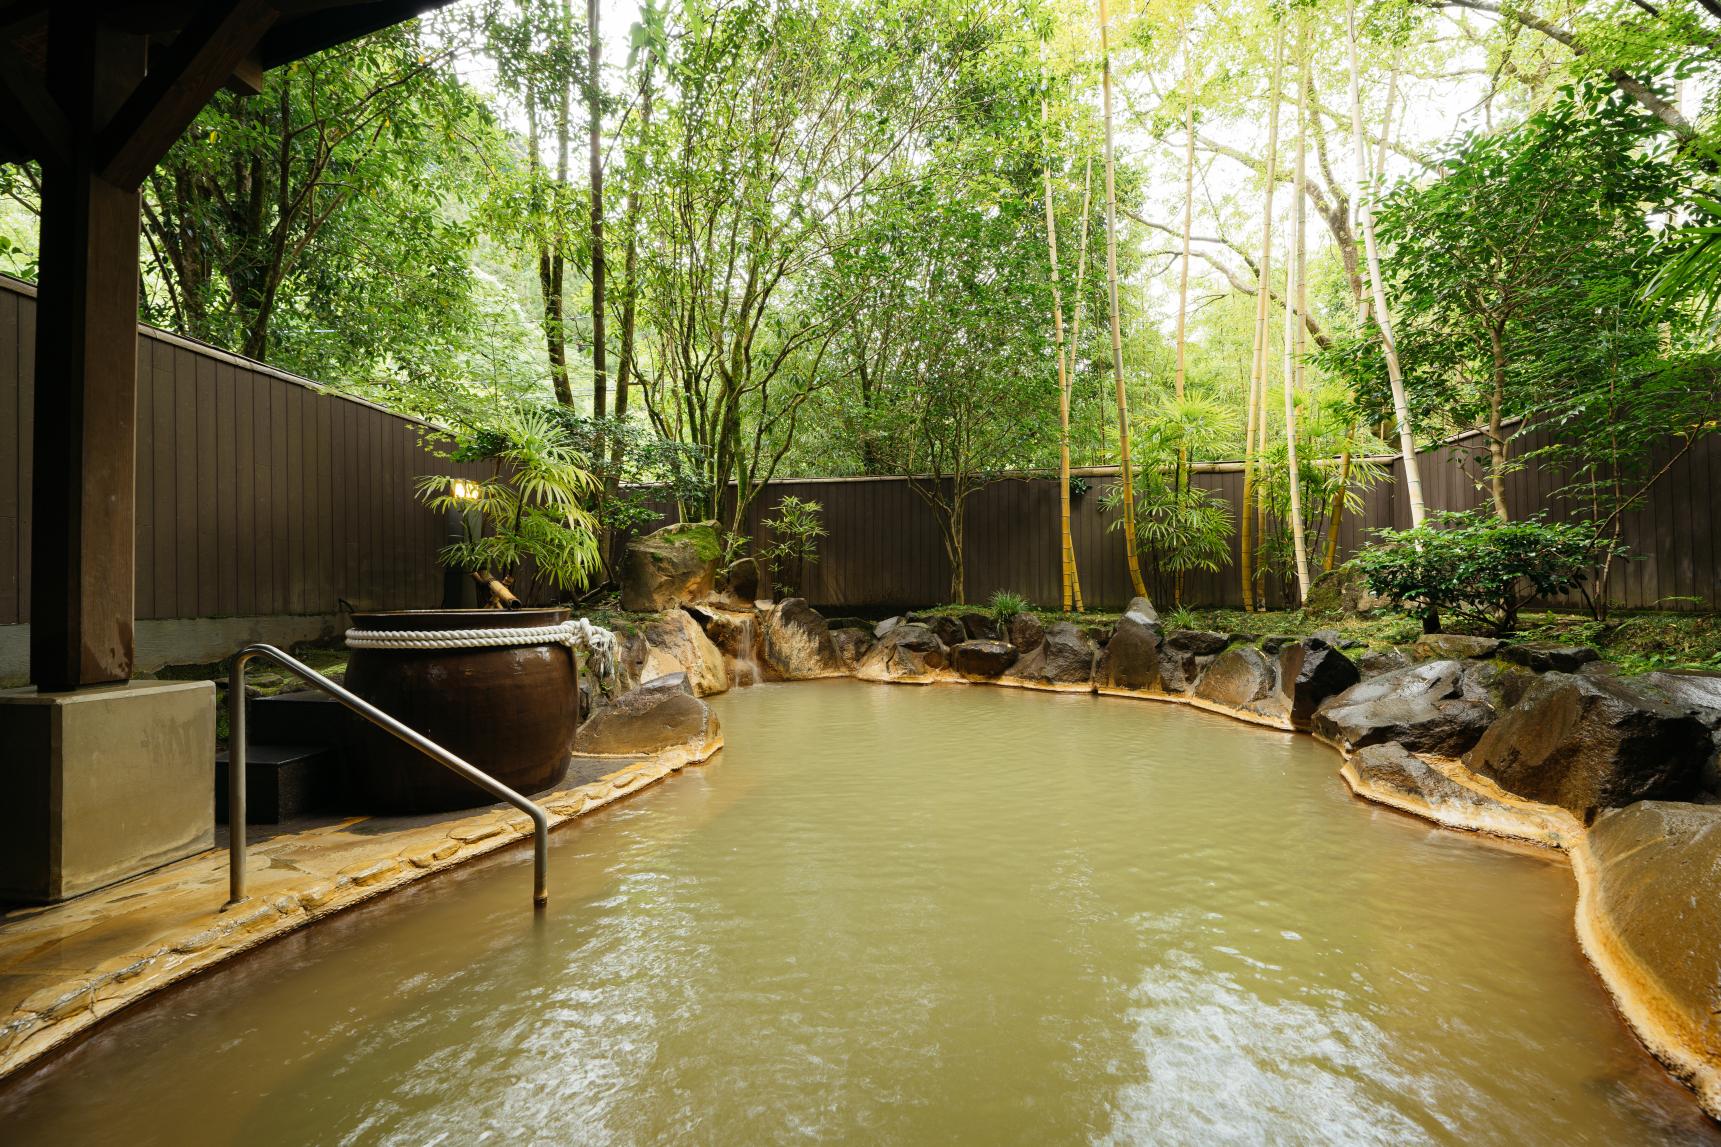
0, 680, 215, 902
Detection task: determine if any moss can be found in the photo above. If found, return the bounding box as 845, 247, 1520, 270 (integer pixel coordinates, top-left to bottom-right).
658, 520, 723, 563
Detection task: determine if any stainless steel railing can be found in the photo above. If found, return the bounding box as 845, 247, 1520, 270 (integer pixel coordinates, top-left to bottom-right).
225, 644, 550, 910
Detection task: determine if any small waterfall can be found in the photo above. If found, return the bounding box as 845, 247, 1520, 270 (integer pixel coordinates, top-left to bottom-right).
732, 613, 762, 687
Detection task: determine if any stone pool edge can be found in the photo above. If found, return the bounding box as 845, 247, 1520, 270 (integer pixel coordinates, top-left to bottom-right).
859, 668, 1721, 1124
0, 732, 722, 1082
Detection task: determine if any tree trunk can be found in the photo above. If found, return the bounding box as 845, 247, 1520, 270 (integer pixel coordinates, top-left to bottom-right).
1346, 4, 1425, 526
1239, 21, 1284, 611
1283, 14, 1313, 604
1099, 0, 1146, 599
586, 0, 607, 421
1041, 44, 1084, 613
1487, 322, 1510, 520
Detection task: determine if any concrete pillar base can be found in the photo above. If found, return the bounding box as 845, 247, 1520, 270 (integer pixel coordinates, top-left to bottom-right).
0, 679, 215, 903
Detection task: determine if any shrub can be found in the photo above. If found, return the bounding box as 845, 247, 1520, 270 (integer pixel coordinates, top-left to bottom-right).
1352, 510, 1616, 636
989, 590, 1029, 625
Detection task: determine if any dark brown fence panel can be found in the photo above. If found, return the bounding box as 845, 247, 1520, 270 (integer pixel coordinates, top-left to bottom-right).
0, 277, 483, 626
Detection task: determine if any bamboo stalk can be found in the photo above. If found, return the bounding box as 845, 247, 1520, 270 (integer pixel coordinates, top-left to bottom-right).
1173, 16, 1195, 606
1041, 43, 1085, 613
1100, 0, 1147, 600
1239, 20, 1284, 610
1284, 11, 1313, 602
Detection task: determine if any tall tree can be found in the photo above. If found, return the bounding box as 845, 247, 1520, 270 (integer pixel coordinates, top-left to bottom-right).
1099, 0, 1148, 599
586, 0, 608, 419
1346, 1, 1426, 526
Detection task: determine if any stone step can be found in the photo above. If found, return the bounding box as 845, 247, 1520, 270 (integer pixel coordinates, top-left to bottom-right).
214, 743, 342, 825
247, 690, 355, 751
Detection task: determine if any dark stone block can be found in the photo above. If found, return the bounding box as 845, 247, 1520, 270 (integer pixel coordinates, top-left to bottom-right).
215, 744, 340, 824
1278, 639, 1361, 730
1098, 615, 1160, 691
1501, 642, 1600, 674
950, 640, 1017, 678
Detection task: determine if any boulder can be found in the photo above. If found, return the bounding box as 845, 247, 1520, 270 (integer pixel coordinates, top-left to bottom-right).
956, 610, 1002, 641
1007, 612, 1046, 653
1349, 742, 1508, 816
573, 674, 720, 757
1304, 564, 1388, 616
1097, 614, 1161, 691
762, 598, 844, 679
1357, 648, 1411, 678
1158, 629, 1229, 694
1411, 633, 1501, 661
910, 613, 968, 647
1583, 801, 1721, 1120
951, 640, 1018, 678
856, 624, 946, 681
1469, 672, 1713, 817
1635, 670, 1721, 727
715, 556, 761, 604
1124, 595, 1160, 627
873, 616, 904, 639
1260, 635, 1301, 654
1312, 660, 1494, 758
639, 609, 729, 697
621, 520, 721, 612
1040, 621, 1097, 684
823, 616, 875, 633
1278, 638, 1361, 730
831, 628, 874, 672
1500, 642, 1600, 674
1194, 646, 1279, 716
1459, 659, 1539, 709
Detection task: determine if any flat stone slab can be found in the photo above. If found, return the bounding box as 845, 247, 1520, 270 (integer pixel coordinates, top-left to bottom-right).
0, 735, 721, 1080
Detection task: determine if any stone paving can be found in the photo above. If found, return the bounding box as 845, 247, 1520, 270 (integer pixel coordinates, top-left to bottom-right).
0, 736, 720, 1080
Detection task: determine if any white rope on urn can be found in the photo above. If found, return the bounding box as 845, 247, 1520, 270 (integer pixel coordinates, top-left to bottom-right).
344, 617, 619, 687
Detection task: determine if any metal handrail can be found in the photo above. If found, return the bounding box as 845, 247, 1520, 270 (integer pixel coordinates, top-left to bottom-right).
226, 644, 549, 910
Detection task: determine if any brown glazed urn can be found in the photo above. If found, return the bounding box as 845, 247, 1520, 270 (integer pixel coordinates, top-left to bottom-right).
343, 609, 579, 814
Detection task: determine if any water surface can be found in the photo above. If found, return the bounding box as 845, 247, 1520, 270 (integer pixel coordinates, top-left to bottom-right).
2, 680, 1714, 1145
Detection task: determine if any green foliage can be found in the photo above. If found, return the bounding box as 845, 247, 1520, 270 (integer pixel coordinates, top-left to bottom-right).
1352, 511, 1618, 636
758, 496, 828, 599
418, 406, 601, 602
988, 590, 1030, 626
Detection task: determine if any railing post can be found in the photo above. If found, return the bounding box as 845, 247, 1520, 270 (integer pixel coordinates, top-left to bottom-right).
226, 650, 249, 907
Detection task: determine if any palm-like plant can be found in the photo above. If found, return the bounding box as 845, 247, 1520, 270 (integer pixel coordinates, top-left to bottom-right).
418, 406, 602, 607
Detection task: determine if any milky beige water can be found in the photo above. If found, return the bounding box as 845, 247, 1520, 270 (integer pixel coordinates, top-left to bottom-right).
2, 680, 1716, 1145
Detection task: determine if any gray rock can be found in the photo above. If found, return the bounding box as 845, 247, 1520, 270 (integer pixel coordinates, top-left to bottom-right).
1468, 672, 1713, 817
1040, 621, 1097, 684
1007, 612, 1046, 654
1278, 639, 1361, 730
1097, 614, 1161, 691
573, 673, 719, 756
831, 628, 874, 672
1313, 660, 1495, 757
1158, 630, 1229, 693
1357, 649, 1411, 678
1459, 660, 1539, 709
955, 609, 1002, 641
1635, 670, 1721, 727
762, 598, 844, 679
909, 613, 968, 648
1194, 646, 1278, 713
1350, 742, 1505, 814
1124, 595, 1160, 626
1500, 642, 1600, 674
1304, 564, 1389, 616
857, 623, 946, 679
620, 521, 720, 612
873, 616, 903, 639
950, 640, 1018, 678
1260, 635, 1300, 654
715, 556, 761, 603
1412, 633, 1501, 660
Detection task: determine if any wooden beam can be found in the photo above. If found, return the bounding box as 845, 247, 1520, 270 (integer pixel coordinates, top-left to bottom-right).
97, 0, 278, 190
29, 16, 147, 689
258, 0, 451, 68
225, 49, 264, 95
0, 41, 68, 166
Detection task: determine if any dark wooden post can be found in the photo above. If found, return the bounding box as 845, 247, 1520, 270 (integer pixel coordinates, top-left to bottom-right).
28, 17, 147, 690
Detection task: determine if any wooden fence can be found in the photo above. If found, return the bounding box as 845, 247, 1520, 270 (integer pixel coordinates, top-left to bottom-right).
0, 275, 482, 629
644, 424, 1721, 613
2, 267, 1714, 627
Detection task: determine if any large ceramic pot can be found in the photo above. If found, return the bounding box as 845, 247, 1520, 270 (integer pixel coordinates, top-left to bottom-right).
343, 608, 578, 814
